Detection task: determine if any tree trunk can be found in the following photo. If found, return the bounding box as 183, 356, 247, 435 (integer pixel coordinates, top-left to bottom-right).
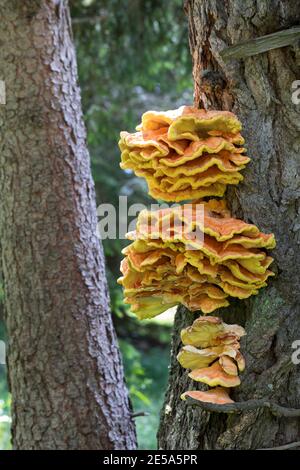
158, 0, 300, 450
0, 0, 136, 450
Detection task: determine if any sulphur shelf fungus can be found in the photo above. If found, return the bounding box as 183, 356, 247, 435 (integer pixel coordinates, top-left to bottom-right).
118, 200, 275, 319
181, 387, 234, 405
178, 316, 246, 403
119, 106, 250, 202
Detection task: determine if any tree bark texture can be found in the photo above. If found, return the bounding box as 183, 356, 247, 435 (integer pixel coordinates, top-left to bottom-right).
158, 0, 300, 450
0, 0, 136, 450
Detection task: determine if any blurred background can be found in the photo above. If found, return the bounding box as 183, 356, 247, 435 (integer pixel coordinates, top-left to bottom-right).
0, 0, 192, 449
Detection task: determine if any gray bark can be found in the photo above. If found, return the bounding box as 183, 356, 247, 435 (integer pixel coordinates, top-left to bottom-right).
158, 0, 300, 450
0, 0, 136, 450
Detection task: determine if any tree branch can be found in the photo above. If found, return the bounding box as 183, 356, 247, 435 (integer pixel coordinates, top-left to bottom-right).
220, 26, 300, 60
259, 441, 300, 450
132, 411, 150, 418
185, 397, 300, 418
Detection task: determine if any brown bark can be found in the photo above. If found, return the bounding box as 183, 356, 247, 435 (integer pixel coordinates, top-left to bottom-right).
158, 0, 300, 450
0, 0, 136, 450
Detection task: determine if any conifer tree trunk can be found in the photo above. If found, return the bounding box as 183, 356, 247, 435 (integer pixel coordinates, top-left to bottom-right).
0, 0, 136, 450
158, 0, 300, 449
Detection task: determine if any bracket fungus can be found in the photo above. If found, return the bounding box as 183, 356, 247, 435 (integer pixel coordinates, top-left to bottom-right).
119, 106, 250, 202
118, 200, 275, 319
178, 316, 246, 403
181, 387, 234, 405
118, 106, 277, 407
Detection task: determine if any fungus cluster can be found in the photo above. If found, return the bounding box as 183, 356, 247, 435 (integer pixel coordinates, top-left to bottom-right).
119, 106, 250, 202
118, 199, 275, 319
178, 316, 245, 404
118, 105, 276, 407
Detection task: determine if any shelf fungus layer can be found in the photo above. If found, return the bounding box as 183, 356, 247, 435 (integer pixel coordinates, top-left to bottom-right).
119, 106, 250, 202
118, 200, 275, 319
179, 316, 246, 404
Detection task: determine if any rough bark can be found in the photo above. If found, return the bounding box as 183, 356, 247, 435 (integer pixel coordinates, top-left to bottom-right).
158, 0, 300, 450
0, 0, 136, 450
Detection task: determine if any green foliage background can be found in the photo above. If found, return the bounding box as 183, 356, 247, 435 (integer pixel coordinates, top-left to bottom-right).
0, 0, 192, 450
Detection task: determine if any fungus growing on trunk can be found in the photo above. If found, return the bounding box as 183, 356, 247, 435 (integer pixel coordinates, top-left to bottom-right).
178, 316, 246, 402
181, 387, 234, 405
118, 106, 277, 407
188, 362, 241, 387
180, 315, 245, 348
118, 201, 275, 319
119, 106, 250, 201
